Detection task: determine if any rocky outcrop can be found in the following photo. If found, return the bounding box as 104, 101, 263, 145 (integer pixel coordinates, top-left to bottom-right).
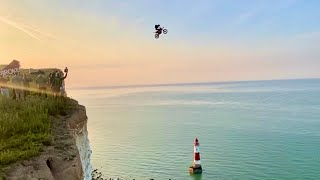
4, 102, 92, 180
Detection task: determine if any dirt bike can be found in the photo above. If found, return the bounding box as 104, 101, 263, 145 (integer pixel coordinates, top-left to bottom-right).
154, 27, 168, 39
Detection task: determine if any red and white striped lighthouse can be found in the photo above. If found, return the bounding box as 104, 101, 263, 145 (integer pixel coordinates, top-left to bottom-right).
189, 138, 202, 174
193, 138, 201, 167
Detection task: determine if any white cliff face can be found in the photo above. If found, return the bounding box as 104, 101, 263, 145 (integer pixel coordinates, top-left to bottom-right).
6, 103, 92, 180
68, 104, 93, 180
75, 123, 93, 180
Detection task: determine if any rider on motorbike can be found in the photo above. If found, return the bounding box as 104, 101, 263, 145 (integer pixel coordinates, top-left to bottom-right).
155, 24, 162, 34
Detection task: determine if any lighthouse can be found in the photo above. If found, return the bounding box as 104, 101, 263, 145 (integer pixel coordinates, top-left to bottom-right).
188, 138, 202, 174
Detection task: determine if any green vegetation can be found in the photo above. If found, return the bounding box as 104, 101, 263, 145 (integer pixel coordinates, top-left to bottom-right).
0, 67, 71, 176
0, 95, 76, 172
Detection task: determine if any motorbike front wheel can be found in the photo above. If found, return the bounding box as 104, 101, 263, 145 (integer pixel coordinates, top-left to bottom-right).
163, 29, 168, 34
155, 33, 159, 39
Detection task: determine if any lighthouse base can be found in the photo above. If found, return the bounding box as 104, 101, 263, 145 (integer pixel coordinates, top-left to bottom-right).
188, 165, 202, 174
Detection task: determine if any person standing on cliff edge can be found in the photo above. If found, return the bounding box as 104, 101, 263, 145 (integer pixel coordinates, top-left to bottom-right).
22, 73, 33, 99
36, 74, 48, 97
11, 72, 24, 100
48, 71, 57, 88
51, 69, 68, 98
61, 67, 68, 96
0, 75, 10, 97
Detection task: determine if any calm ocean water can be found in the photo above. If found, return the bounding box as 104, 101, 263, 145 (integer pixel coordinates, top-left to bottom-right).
68, 79, 320, 180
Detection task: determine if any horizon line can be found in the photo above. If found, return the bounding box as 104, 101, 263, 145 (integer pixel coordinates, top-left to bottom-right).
68, 77, 320, 90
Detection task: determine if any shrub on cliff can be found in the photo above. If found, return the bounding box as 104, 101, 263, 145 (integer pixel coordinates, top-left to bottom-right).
0, 95, 74, 167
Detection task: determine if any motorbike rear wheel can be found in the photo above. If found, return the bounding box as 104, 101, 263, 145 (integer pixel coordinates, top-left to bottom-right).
155, 33, 159, 39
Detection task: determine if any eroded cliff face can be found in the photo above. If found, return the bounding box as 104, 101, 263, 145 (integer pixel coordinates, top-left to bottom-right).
67, 105, 92, 180
5, 102, 92, 180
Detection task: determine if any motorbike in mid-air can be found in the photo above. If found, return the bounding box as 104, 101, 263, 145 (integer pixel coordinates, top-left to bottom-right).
154, 27, 168, 39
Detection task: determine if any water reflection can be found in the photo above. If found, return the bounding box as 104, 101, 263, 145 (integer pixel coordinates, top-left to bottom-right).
190, 174, 202, 180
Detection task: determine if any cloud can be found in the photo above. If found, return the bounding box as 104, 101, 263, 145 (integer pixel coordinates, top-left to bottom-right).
0, 16, 57, 41
0, 16, 40, 40
20, 23, 57, 40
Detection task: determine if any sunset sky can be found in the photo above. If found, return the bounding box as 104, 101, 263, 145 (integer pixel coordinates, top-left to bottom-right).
1, 0, 319, 88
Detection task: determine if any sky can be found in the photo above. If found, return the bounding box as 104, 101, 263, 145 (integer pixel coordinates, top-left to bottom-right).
1, 0, 320, 88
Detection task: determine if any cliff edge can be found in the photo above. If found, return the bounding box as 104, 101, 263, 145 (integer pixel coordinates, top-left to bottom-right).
4, 100, 92, 180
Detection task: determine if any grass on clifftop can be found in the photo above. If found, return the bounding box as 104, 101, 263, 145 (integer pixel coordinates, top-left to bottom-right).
0, 95, 75, 170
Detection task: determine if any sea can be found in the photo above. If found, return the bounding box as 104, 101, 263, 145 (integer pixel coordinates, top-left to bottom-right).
68, 79, 320, 180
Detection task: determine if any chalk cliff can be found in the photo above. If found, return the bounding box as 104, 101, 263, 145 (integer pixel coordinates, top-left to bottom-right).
4, 101, 92, 180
